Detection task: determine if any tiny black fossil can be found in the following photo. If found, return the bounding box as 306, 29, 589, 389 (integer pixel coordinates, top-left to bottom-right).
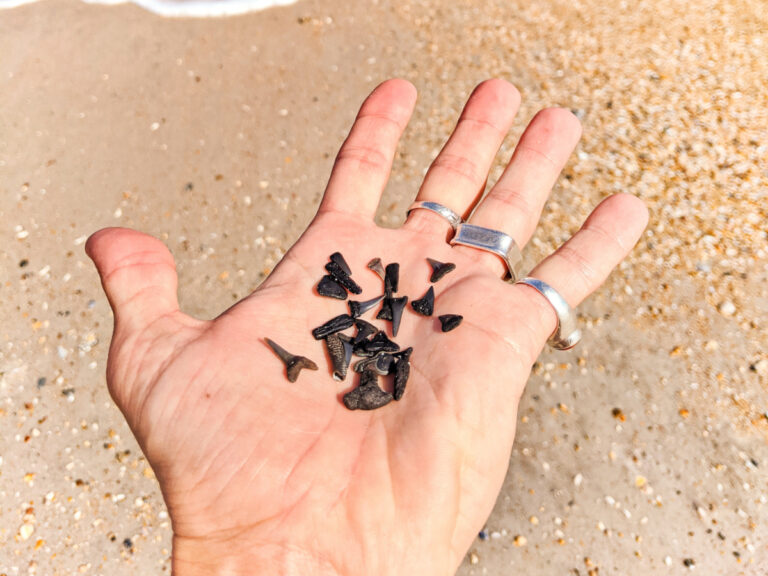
353, 352, 394, 375
411, 286, 435, 316
367, 257, 385, 280
326, 333, 354, 381
356, 331, 400, 356
317, 275, 348, 300
352, 318, 378, 345
427, 258, 456, 283
390, 296, 408, 337
438, 314, 463, 332
384, 263, 400, 295
265, 338, 319, 383
392, 347, 412, 401
348, 295, 384, 318
325, 261, 362, 294
329, 252, 352, 276
376, 297, 393, 321
312, 314, 355, 340
343, 370, 394, 410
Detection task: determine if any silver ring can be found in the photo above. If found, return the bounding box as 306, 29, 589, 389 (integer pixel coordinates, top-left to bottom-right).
407, 201, 462, 230
515, 277, 581, 350
449, 223, 523, 282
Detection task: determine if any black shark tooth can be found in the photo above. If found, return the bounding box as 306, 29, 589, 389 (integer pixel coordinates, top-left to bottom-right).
352, 319, 377, 345
343, 370, 394, 411
317, 275, 348, 300
359, 331, 400, 356
312, 314, 355, 340
384, 263, 400, 296
325, 261, 362, 295
348, 295, 384, 318
367, 257, 385, 280
411, 286, 435, 316
376, 297, 393, 321
427, 258, 456, 283
326, 333, 353, 381
353, 352, 394, 375
330, 252, 351, 276
438, 314, 463, 332
392, 347, 413, 401
390, 296, 408, 337
265, 338, 319, 383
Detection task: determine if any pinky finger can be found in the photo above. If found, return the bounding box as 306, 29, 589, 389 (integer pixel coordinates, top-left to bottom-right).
515, 193, 649, 345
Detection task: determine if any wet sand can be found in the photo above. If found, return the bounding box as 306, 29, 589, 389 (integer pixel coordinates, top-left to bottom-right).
1, 0, 766, 573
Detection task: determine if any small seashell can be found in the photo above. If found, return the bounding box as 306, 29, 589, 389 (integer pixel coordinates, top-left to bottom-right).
427, 258, 456, 283
330, 252, 351, 276
265, 338, 319, 383
348, 295, 384, 318
411, 286, 434, 316
367, 257, 385, 280
393, 347, 412, 401
326, 333, 354, 381
384, 263, 400, 295
352, 319, 377, 345
317, 275, 347, 300
390, 296, 408, 337
438, 314, 463, 332
325, 261, 362, 294
312, 314, 355, 340
343, 370, 394, 410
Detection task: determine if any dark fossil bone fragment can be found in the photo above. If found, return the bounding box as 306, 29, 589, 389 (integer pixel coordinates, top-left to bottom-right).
317, 275, 348, 300
265, 338, 319, 383
352, 319, 377, 345
355, 331, 400, 357
438, 314, 463, 332
390, 296, 408, 337
410, 286, 434, 316
326, 333, 354, 381
353, 352, 394, 375
376, 297, 393, 321
367, 257, 385, 280
348, 295, 384, 319
427, 258, 456, 283
343, 370, 394, 410
312, 314, 355, 340
384, 263, 400, 296
325, 261, 362, 295
392, 347, 413, 401
330, 252, 352, 276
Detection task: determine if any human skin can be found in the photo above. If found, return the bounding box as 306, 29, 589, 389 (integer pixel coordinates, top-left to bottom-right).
86, 78, 648, 575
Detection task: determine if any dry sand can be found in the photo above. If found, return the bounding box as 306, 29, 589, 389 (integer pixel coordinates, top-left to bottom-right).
1, 0, 766, 574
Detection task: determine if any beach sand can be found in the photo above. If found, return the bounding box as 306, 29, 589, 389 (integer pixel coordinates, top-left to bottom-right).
1, 0, 766, 573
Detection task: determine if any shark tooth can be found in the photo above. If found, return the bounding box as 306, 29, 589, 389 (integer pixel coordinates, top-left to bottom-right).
376, 297, 393, 321
427, 258, 456, 283
438, 314, 463, 332
393, 347, 412, 401
359, 331, 400, 356
348, 294, 384, 318
352, 319, 377, 345
326, 333, 353, 381
353, 352, 394, 375
411, 286, 434, 316
265, 338, 319, 383
330, 252, 352, 276
343, 370, 394, 410
384, 262, 400, 296
312, 314, 355, 340
317, 275, 347, 300
325, 261, 362, 295
390, 296, 408, 337
367, 257, 385, 280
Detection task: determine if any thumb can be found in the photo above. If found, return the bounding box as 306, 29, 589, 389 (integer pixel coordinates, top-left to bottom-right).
86, 227, 180, 336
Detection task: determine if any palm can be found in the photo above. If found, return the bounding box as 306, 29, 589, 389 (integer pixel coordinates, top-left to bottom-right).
87, 79, 647, 575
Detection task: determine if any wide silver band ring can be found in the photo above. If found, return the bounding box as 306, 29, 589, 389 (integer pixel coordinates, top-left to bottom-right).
449, 223, 523, 282
407, 201, 462, 230
515, 277, 581, 350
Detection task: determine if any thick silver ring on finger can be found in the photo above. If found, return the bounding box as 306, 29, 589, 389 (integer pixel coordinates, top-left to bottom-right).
407, 201, 463, 230
515, 277, 582, 350
449, 223, 523, 282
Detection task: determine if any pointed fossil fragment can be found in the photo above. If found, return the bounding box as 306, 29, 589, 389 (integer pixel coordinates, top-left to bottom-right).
265, 338, 318, 383
356, 331, 400, 357
326, 333, 353, 381
343, 370, 394, 410
390, 296, 408, 337
427, 258, 456, 283
438, 314, 463, 332
325, 261, 362, 294
330, 252, 351, 276
411, 286, 435, 316
317, 275, 348, 300
312, 314, 355, 340
352, 319, 377, 345
376, 297, 393, 321
392, 347, 412, 401
384, 263, 400, 295
353, 352, 395, 375
367, 257, 385, 280
348, 295, 384, 318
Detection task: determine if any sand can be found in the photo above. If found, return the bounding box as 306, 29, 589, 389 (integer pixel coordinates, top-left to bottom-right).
1, 0, 766, 574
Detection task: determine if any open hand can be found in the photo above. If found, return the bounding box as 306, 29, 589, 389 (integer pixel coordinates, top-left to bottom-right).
86, 79, 648, 575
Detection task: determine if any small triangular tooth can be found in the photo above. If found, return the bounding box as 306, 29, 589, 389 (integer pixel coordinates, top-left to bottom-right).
352, 319, 377, 345
390, 296, 408, 337
427, 258, 456, 283
265, 338, 319, 383
317, 275, 347, 300
348, 294, 384, 318
367, 258, 385, 280
393, 347, 413, 400
384, 263, 400, 295
325, 261, 362, 294
411, 286, 434, 316
376, 297, 393, 321
438, 314, 463, 332
330, 252, 351, 276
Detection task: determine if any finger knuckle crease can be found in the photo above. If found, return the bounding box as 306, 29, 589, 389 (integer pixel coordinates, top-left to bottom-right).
558, 244, 596, 286
431, 153, 482, 185
335, 145, 388, 173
